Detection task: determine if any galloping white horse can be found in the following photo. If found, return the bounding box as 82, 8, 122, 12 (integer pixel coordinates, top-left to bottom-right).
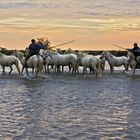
0, 52, 20, 75
127, 51, 140, 74
100, 51, 129, 73
44, 50, 78, 73
78, 52, 102, 78
13, 49, 44, 77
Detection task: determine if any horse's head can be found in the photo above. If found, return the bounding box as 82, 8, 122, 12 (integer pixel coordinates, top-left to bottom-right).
41, 50, 49, 60
77, 51, 87, 63
42, 50, 56, 60
11, 50, 17, 56
101, 51, 113, 60
100, 51, 107, 59
56, 48, 63, 54
25, 48, 30, 57
77, 51, 85, 58
12, 50, 24, 59
127, 51, 135, 61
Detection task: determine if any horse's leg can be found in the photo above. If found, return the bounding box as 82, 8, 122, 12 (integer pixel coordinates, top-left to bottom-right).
96, 62, 102, 78
68, 64, 72, 73
75, 64, 78, 74
32, 68, 34, 75
76, 63, 79, 74
126, 63, 129, 71
51, 65, 54, 71
2, 66, 6, 75
57, 65, 60, 73
21, 66, 24, 75
25, 67, 29, 76
9, 66, 13, 75
62, 66, 64, 73
132, 67, 135, 74
94, 67, 98, 78
43, 63, 47, 73
35, 69, 38, 78
123, 64, 128, 73
54, 65, 57, 72
71, 65, 75, 74
83, 66, 87, 75
15, 64, 20, 75
44, 65, 47, 73
102, 62, 105, 71
73, 64, 77, 74
109, 64, 114, 73
90, 67, 93, 74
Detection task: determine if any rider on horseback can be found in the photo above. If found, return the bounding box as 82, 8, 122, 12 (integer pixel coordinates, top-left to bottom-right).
128, 43, 140, 64
25, 39, 44, 67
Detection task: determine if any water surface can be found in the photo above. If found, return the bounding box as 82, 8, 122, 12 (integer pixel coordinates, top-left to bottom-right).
0, 68, 140, 140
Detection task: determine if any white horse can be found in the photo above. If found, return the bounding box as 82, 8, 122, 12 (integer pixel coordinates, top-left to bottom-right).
41, 50, 54, 73
12, 50, 33, 74
127, 51, 140, 74
45, 50, 78, 73
78, 52, 102, 78
0, 52, 20, 75
13, 49, 44, 77
100, 51, 129, 73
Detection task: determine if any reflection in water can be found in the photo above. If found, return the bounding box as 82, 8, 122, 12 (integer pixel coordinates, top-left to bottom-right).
0, 72, 140, 140
0, 79, 29, 139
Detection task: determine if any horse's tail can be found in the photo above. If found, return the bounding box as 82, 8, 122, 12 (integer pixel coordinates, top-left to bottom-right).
100, 58, 105, 71
15, 58, 21, 74
37, 55, 43, 73
96, 59, 102, 78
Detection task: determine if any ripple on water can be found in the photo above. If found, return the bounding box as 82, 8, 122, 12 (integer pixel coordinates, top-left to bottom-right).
0, 70, 140, 139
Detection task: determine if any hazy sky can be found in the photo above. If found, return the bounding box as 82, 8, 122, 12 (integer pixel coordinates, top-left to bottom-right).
0, 0, 140, 50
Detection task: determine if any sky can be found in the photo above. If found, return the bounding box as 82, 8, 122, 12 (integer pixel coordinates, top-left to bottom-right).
0, 0, 140, 50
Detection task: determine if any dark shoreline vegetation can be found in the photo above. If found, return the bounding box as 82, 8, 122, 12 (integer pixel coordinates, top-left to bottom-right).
0, 49, 127, 56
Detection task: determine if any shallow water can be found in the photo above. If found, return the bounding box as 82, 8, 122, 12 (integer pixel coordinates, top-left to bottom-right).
0, 67, 140, 140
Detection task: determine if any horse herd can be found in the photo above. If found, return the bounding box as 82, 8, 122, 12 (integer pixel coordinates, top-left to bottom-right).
0, 49, 139, 78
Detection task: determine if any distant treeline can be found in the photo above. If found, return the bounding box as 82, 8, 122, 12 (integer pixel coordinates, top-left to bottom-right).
0, 49, 24, 55
84, 50, 127, 56
0, 49, 127, 56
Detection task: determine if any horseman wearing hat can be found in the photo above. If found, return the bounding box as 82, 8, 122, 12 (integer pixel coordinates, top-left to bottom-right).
25, 39, 44, 67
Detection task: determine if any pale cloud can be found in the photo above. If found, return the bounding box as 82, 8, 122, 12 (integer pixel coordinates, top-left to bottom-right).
0, 0, 140, 50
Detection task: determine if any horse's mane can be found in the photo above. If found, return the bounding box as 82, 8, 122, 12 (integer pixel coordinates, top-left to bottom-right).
77, 51, 88, 58
12, 50, 25, 61
105, 51, 114, 59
